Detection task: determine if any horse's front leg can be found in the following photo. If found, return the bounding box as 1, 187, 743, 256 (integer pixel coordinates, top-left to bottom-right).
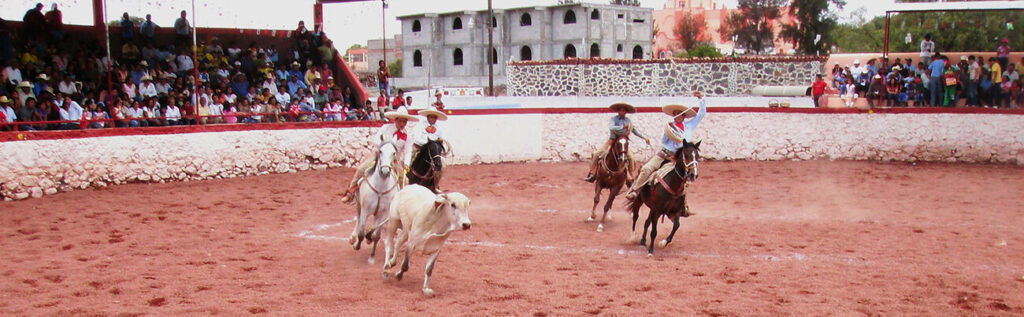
588, 183, 601, 222
647, 211, 659, 256
599, 185, 621, 233
659, 214, 681, 249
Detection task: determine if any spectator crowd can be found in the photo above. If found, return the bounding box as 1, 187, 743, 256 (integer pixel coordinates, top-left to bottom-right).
0, 3, 417, 132
824, 34, 1020, 109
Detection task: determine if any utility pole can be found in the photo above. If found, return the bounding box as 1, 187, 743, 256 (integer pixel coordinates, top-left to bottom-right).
487, 0, 494, 96
382, 0, 388, 98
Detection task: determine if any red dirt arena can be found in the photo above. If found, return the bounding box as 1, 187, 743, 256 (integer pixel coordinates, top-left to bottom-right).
1, 160, 1023, 316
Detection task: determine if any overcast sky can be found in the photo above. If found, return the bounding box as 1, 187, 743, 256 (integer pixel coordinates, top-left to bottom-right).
1, 0, 895, 49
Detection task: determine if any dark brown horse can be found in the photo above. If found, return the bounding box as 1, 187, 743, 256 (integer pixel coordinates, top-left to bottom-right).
625, 140, 700, 255
588, 137, 632, 232
407, 139, 447, 192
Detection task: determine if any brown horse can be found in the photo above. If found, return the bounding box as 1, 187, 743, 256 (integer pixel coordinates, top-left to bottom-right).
588, 137, 633, 232
625, 140, 700, 255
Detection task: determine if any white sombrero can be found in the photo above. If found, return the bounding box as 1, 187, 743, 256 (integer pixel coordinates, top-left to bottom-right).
662, 104, 696, 118
384, 107, 420, 122
417, 106, 447, 121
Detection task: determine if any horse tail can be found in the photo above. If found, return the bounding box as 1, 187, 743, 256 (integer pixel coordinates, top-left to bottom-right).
624, 187, 644, 216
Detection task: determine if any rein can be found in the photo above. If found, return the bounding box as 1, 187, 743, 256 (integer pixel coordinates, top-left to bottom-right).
654, 148, 698, 198
599, 139, 629, 176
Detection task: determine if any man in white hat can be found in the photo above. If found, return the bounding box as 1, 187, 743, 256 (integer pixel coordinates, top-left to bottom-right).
625, 91, 707, 200
432, 90, 445, 110
0, 96, 14, 130
412, 106, 447, 156
584, 102, 650, 183
849, 59, 865, 81
342, 107, 420, 202
138, 76, 158, 99
17, 81, 36, 105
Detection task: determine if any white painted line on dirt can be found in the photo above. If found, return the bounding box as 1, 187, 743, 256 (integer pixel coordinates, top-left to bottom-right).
294, 219, 354, 241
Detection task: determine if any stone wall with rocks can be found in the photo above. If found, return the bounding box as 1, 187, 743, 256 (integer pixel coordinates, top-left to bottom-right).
507, 59, 823, 96
3, 112, 1022, 200
541, 113, 1024, 164
0, 128, 377, 200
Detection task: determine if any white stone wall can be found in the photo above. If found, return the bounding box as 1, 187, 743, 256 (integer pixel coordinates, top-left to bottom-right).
2, 113, 1022, 200
542, 113, 1024, 164
0, 128, 377, 200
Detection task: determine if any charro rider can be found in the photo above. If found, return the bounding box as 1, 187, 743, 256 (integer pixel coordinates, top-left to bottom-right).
341, 107, 419, 203
624, 91, 707, 200
412, 105, 446, 155
583, 102, 651, 184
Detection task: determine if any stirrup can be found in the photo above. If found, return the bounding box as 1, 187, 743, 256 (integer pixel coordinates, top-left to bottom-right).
340, 190, 355, 203
583, 173, 596, 183
624, 190, 637, 199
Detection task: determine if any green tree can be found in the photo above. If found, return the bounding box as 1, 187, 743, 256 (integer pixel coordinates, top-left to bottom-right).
830, 11, 1024, 53
720, 0, 786, 54
388, 59, 402, 78
673, 11, 709, 51
781, 0, 845, 55
686, 43, 724, 58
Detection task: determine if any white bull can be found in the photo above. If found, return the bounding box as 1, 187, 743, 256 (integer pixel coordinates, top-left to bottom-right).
380, 184, 471, 296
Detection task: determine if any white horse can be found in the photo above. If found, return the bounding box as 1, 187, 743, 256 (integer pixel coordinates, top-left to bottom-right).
349, 141, 400, 264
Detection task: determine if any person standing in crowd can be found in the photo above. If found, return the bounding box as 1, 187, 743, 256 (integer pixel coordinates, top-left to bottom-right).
989, 57, 1003, 108
44, 3, 64, 43
432, 90, 445, 110
928, 53, 944, 107
174, 10, 191, 48
996, 38, 1011, 70
119, 12, 135, 43
811, 74, 827, 108
377, 60, 390, 98
920, 34, 935, 66
22, 3, 46, 40
139, 14, 158, 46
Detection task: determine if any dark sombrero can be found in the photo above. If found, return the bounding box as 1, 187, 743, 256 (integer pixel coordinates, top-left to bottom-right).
609, 102, 636, 113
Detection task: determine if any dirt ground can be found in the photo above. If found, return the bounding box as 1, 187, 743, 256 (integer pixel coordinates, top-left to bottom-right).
1, 160, 1023, 316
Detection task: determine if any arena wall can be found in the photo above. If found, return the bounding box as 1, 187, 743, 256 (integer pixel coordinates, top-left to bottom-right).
2, 111, 1022, 200
506, 58, 825, 97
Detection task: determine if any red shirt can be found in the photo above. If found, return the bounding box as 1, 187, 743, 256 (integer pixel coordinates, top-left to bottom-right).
812, 79, 827, 95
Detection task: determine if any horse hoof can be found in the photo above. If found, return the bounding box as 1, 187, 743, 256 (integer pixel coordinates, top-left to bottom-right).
596, 224, 604, 233
422, 288, 435, 297
382, 272, 390, 280
395, 272, 404, 281
586, 216, 595, 222
367, 257, 375, 264
646, 253, 653, 257
605, 214, 612, 221
658, 240, 668, 248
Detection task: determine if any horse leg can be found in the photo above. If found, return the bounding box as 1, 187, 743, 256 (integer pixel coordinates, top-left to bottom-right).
659, 215, 681, 249
352, 200, 370, 250
647, 211, 659, 256
640, 215, 651, 246
395, 247, 411, 281
599, 185, 621, 233
381, 219, 397, 278
367, 226, 382, 264
588, 184, 601, 222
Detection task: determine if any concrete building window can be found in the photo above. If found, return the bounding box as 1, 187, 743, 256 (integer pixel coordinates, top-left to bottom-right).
453, 48, 464, 65
617, 44, 623, 52
591, 9, 600, 20
520, 46, 532, 61
590, 43, 600, 58
453, 17, 463, 30
563, 10, 576, 24
412, 20, 421, 32
413, 50, 423, 67
632, 18, 645, 23
520, 13, 532, 26
632, 45, 643, 59
658, 50, 666, 58
491, 48, 498, 65
564, 44, 577, 58
491, 16, 497, 28
617, 13, 624, 19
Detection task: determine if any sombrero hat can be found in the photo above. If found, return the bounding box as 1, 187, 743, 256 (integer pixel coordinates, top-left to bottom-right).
0, 96, 11, 103
384, 107, 420, 122
662, 104, 696, 118
434, 90, 442, 97
36, 73, 50, 81
609, 102, 636, 113
17, 81, 32, 88
418, 106, 447, 121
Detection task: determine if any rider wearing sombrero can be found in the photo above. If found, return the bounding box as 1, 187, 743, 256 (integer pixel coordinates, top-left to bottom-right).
412, 105, 446, 156
341, 106, 420, 203
583, 102, 651, 184
624, 91, 707, 200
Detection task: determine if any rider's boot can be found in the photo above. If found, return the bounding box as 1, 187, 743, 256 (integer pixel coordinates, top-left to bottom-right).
340, 181, 359, 203
583, 162, 598, 183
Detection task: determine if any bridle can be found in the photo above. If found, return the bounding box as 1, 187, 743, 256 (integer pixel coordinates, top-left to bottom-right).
409, 140, 445, 180
656, 145, 699, 197
362, 141, 399, 220
599, 137, 629, 175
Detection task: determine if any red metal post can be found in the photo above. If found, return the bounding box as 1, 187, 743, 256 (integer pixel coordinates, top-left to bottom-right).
883, 12, 891, 59
92, 0, 105, 44
314, 1, 324, 32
